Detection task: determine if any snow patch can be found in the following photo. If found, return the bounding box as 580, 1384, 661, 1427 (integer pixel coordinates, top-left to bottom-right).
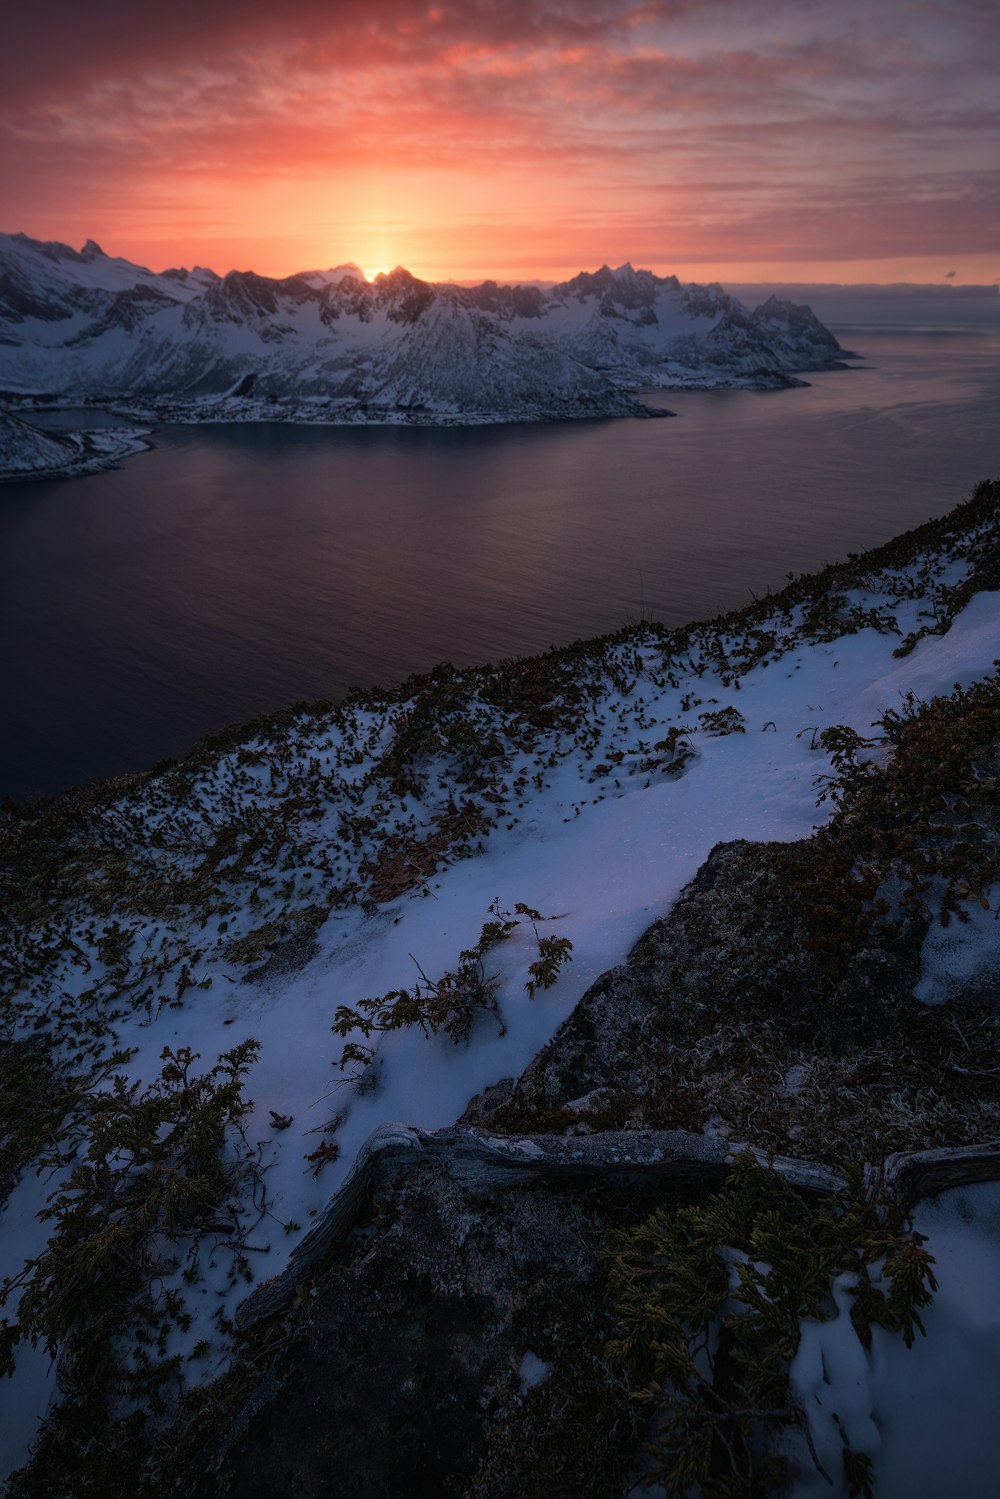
914, 900, 1000, 1005
518, 1351, 553, 1392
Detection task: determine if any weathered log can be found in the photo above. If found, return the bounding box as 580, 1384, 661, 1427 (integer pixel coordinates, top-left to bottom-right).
880, 1138, 1000, 1209
236, 1124, 1000, 1332
236, 1125, 838, 1330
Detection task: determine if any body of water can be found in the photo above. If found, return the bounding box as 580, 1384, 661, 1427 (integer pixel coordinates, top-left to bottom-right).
3, 326, 998, 802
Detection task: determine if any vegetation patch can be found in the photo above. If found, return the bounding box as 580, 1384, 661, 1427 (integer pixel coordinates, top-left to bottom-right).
467, 1279, 640, 1499
2, 482, 998, 1073
331, 901, 574, 1083
801, 669, 1000, 981
1, 481, 998, 1494
0, 1039, 89, 1209
1, 1041, 265, 1417
606, 1152, 937, 1498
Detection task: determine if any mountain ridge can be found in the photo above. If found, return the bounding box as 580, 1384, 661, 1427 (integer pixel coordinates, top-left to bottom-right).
0, 233, 854, 430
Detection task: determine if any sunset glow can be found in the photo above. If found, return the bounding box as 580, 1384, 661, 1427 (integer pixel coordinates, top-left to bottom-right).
2, 1, 998, 284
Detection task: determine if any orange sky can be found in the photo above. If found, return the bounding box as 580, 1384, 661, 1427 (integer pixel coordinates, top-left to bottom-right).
2, 1, 998, 285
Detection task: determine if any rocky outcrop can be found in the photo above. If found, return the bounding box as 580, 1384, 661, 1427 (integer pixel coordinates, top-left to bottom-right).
175, 1124, 1000, 1499
464, 838, 976, 1164
182, 1144, 651, 1499
235, 1124, 846, 1333
9, 827, 1000, 1499
168, 837, 1000, 1499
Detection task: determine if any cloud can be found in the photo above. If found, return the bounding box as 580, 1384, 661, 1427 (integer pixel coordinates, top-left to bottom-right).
2, 0, 998, 277
1, 2, 715, 103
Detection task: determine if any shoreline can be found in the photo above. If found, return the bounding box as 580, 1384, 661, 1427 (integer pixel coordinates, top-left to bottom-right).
6, 474, 997, 813
0, 420, 152, 483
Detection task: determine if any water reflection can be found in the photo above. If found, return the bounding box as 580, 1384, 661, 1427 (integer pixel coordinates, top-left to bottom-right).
3, 328, 998, 800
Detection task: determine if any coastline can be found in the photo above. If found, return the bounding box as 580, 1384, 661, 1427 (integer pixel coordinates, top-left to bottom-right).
0, 420, 152, 483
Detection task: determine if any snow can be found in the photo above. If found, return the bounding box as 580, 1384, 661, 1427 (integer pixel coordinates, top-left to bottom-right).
870, 1182, 1000, 1498
914, 901, 1000, 1005
791, 1183, 1000, 1499
0, 1170, 60, 1476
0, 233, 849, 426
1, 478, 1000, 1483
0, 408, 149, 480
518, 1351, 553, 1392
790, 1275, 884, 1492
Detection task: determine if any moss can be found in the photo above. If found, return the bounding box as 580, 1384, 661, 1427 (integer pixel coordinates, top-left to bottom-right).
465, 1280, 639, 1499
3, 1354, 260, 1499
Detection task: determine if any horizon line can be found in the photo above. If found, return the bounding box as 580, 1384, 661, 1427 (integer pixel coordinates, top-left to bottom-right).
6, 231, 1000, 298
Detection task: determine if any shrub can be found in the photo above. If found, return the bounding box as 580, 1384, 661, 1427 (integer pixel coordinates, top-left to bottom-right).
800, 670, 1000, 979
605, 1152, 936, 1498
0, 1039, 262, 1409
331, 900, 574, 1075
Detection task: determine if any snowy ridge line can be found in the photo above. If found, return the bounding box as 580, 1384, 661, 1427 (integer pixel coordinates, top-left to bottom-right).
4, 481, 999, 1058
235, 1126, 1000, 1331
0, 408, 150, 481
0, 232, 852, 437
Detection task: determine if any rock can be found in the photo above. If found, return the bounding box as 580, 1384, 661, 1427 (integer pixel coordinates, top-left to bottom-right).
181, 1150, 653, 1499
460, 836, 1000, 1166
12, 823, 1000, 1499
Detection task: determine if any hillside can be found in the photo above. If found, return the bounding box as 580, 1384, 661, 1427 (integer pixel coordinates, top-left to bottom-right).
2, 480, 999, 1496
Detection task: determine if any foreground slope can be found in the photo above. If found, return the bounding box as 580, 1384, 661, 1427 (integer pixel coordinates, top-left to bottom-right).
0, 234, 850, 430
2, 481, 999, 1495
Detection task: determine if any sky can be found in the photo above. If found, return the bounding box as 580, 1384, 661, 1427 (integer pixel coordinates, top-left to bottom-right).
1, 0, 998, 284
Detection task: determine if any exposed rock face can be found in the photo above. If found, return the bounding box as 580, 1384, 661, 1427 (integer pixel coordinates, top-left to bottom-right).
160, 839, 999, 1499
467, 840, 926, 1131
751, 295, 847, 369
9, 830, 1000, 1498
182, 1159, 647, 1499
467, 837, 1000, 1166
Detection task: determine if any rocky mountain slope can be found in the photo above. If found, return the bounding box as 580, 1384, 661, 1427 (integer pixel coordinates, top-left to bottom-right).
0, 408, 147, 480
2, 479, 1000, 1496
0, 234, 852, 426
0, 410, 80, 474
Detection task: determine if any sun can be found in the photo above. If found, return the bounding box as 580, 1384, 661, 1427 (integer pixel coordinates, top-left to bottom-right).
365, 265, 390, 282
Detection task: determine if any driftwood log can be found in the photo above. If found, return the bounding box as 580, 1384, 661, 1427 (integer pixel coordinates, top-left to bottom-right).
236, 1124, 1000, 1331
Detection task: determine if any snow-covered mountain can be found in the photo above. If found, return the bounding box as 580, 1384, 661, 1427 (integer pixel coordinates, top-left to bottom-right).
0, 409, 81, 474
0, 407, 147, 479
0, 233, 852, 425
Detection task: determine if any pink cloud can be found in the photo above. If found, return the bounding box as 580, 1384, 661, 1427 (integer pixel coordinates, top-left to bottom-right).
2, 0, 997, 279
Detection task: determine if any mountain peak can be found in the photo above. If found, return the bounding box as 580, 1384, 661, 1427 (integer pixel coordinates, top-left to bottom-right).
373, 266, 419, 285
0, 237, 846, 423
